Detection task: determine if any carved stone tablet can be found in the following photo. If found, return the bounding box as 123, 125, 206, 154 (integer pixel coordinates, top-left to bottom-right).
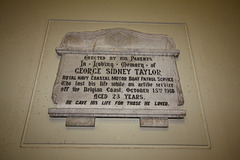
48, 28, 186, 128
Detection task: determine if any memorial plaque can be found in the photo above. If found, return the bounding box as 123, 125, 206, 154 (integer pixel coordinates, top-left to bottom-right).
48, 28, 186, 128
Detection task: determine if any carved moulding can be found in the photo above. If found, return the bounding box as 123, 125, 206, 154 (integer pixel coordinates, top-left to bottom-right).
48, 28, 186, 128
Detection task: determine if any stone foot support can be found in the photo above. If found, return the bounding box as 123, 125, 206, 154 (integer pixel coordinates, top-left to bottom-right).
66, 117, 95, 127
140, 117, 168, 128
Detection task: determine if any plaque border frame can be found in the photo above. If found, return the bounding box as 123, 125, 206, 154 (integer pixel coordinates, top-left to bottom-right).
20, 19, 211, 149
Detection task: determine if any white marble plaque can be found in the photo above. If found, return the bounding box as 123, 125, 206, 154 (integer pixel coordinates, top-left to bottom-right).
48, 28, 186, 127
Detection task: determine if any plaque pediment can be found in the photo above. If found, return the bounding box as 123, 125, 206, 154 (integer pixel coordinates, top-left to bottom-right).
56, 28, 180, 56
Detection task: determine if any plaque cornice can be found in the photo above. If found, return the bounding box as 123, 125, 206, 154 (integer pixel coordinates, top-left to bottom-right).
55, 48, 180, 57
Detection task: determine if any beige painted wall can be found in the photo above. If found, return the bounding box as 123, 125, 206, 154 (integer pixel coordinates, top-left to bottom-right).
0, 0, 239, 159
